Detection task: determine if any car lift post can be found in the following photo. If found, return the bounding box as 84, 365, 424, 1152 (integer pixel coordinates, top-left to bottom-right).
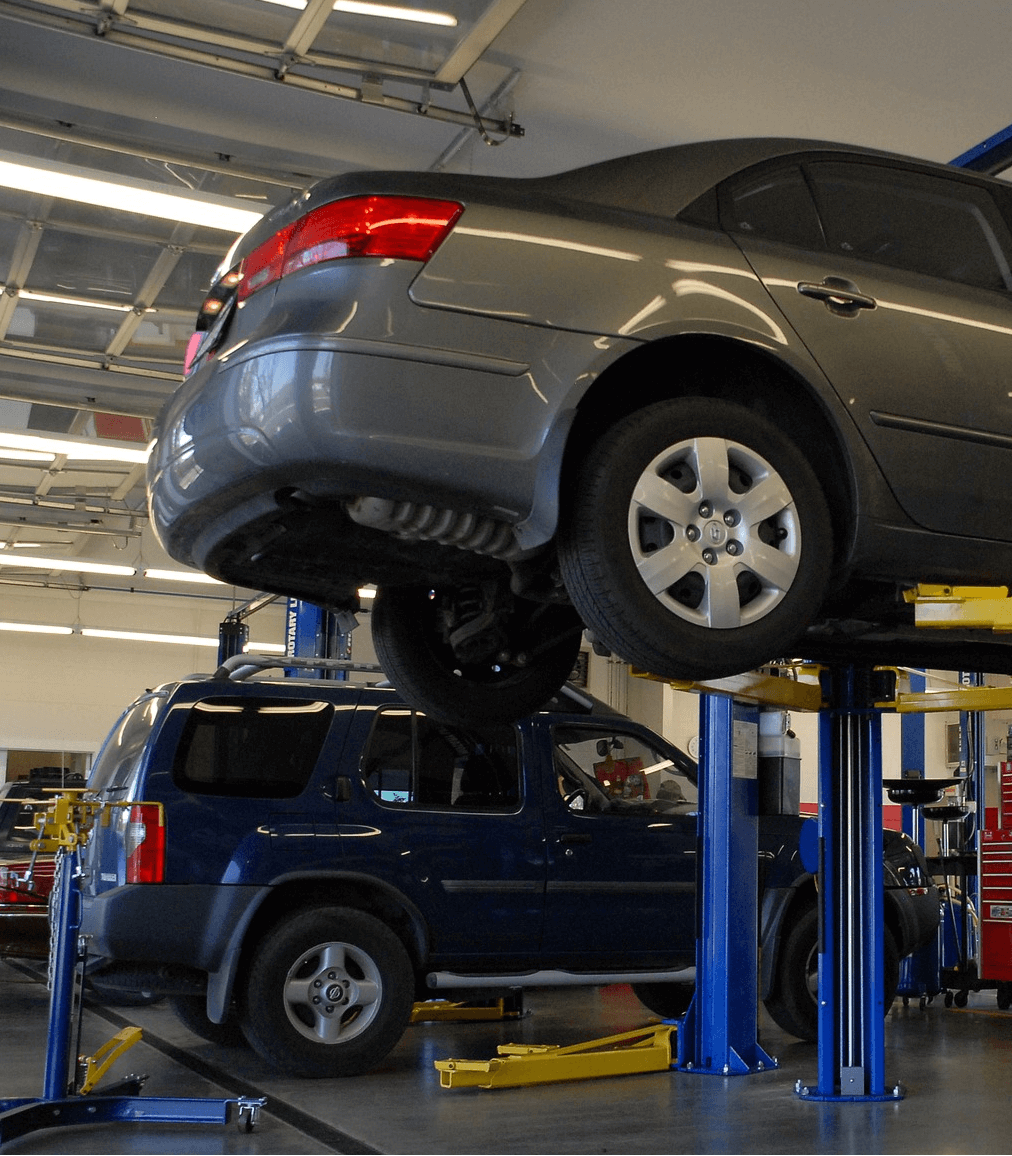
676, 692, 776, 1076
285, 598, 356, 679
797, 665, 901, 1102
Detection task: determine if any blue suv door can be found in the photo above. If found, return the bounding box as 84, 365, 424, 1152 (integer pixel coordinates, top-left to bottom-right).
345, 703, 546, 964
537, 718, 698, 968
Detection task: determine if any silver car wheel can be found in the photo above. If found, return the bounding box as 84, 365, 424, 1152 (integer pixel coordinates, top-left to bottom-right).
282, 939, 383, 1046
628, 435, 802, 630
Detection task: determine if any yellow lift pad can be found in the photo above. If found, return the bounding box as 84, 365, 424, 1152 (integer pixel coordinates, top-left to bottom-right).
411, 999, 520, 1024
435, 1024, 675, 1089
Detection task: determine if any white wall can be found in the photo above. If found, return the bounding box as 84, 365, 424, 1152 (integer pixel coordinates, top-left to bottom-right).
0, 582, 288, 765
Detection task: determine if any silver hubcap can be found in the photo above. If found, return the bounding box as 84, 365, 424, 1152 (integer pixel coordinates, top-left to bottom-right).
282, 940, 383, 1045
628, 435, 801, 629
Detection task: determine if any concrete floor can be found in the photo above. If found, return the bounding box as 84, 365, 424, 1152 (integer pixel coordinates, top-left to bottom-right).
1, 960, 1011, 1154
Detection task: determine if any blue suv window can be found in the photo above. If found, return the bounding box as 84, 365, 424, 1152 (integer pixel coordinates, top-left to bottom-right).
172, 697, 333, 798
362, 709, 520, 810
552, 725, 697, 816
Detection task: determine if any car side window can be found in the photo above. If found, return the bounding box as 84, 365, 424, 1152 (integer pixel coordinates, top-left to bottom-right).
172, 696, 333, 798
807, 161, 1012, 293
362, 708, 520, 811
722, 165, 825, 249
551, 725, 697, 817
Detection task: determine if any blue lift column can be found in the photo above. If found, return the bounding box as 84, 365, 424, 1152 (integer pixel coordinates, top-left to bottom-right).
285, 600, 355, 678
676, 692, 776, 1076
798, 665, 900, 1102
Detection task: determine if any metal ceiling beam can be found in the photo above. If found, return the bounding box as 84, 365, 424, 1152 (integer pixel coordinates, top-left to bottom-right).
0, 1, 523, 140
282, 0, 335, 59
0, 350, 178, 417
0, 111, 315, 188
434, 0, 529, 85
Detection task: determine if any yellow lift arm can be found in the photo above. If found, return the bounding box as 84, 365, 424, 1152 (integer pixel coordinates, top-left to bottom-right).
435, 1024, 675, 1089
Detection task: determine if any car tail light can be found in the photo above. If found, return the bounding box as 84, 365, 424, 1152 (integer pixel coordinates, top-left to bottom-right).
124, 803, 165, 884
236, 195, 463, 302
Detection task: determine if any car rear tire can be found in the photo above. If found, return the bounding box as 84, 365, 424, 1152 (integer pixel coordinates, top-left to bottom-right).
168, 994, 245, 1047
763, 905, 899, 1041
558, 397, 833, 681
632, 981, 694, 1019
371, 583, 584, 727
239, 906, 413, 1078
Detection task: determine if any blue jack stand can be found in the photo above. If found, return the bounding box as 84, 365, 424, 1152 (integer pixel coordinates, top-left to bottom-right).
0, 834, 265, 1146
676, 693, 776, 1076
796, 666, 903, 1103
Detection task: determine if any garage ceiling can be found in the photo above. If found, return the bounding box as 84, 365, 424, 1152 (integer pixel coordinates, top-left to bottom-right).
0, 0, 1010, 596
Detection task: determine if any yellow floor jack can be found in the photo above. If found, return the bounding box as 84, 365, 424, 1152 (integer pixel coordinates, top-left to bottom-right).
0, 792, 264, 1146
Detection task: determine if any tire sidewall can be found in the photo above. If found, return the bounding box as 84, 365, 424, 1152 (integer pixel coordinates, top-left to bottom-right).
560, 397, 833, 679
241, 906, 413, 1077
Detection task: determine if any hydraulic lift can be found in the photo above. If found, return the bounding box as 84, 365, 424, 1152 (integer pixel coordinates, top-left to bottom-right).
0, 792, 264, 1147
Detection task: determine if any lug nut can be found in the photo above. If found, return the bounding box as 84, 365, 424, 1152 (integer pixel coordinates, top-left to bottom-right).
325, 1005, 334, 1013
686, 525, 700, 542
702, 548, 717, 565
698, 501, 713, 518
724, 510, 740, 526
726, 540, 742, 556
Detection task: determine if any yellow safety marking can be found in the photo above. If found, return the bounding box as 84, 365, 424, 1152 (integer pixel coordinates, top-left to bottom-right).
78, 1026, 143, 1095
411, 999, 518, 1023
634, 666, 824, 712
435, 1024, 675, 1089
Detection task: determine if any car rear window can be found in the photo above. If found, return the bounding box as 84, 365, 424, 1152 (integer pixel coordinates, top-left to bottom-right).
809, 162, 1012, 293
723, 164, 825, 249
362, 708, 520, 810
172, 696, 334, 798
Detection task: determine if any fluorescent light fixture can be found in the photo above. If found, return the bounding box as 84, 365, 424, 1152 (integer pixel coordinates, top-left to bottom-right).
82, 628, 218, 647
143, 567, 227, 586
0, 448, 56, 463
0, 151, 265, 233
259, 0, 457, 25
14, 288, 154, 314
334, 1, 457, 25
0, 553, 137, 577
244, 641, 287, 654
0, 621, 73, 636
0, 431, 150, 465
358, 586, 376, 600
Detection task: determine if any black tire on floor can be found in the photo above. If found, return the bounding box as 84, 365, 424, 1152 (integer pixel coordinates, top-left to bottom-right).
763, 905, 899, 1041
168, 994, 246, 1046
239, 905, 414, 1078
371, 583, 584, 728
558, 396, 834, 681
632, 981, 694, 1019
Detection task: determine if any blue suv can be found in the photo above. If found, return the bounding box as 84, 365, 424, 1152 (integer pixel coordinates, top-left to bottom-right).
79, 670, 939, 1077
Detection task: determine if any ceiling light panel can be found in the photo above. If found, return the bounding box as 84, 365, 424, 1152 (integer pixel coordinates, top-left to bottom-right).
0, 152, 265, 233
0, 553, 137, 576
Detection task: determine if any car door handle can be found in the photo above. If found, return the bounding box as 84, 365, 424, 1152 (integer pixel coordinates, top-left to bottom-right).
797, 277, 876, 316
558, 832, 592, 845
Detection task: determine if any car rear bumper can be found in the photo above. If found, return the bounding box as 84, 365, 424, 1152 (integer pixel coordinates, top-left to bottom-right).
81, 883, 261, 977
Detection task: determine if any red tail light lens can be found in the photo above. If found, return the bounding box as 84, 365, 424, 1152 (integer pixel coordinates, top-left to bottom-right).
124, 803, 165, 884
236, 195, 462, 302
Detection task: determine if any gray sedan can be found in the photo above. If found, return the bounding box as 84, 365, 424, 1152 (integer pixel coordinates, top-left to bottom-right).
149, 137, 1012, 723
